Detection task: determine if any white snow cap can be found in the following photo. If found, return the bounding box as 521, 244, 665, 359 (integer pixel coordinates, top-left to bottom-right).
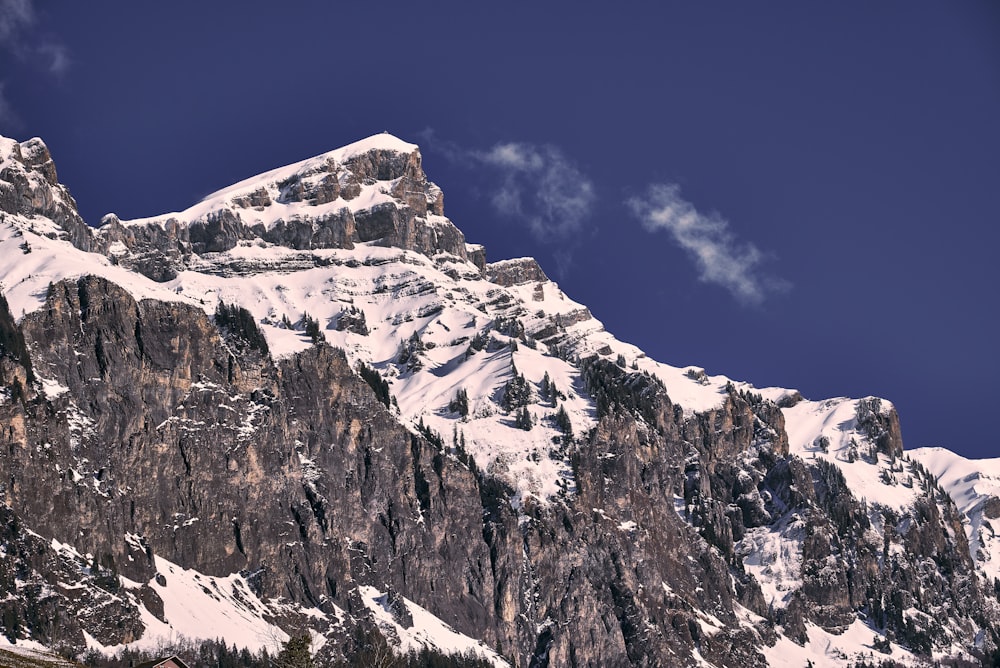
206, 131, 419, 201
335, 132, 419, 158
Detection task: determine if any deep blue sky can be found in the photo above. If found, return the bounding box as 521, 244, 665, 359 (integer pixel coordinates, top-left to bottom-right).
2, 2, 998, 458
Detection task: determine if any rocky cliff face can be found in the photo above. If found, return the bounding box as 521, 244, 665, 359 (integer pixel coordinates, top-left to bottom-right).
485, 258, 549, 287
0, 137, 94, 252
1, 133, 999, 667
92, 135, 467, 282
2, 276, 501, 651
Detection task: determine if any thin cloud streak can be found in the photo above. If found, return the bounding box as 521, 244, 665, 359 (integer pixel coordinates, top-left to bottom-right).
627, 183, 788, 305
38, 42, 70, 75
0, 0, 33, 48
421, 131, 597, 246
475, 142, 596, 243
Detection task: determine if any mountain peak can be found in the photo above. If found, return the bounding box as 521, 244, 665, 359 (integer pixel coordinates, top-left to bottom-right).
333, 131, 419, 159
197, 132, 421, 207
90, 132, 465, 281
0, 133, 95, 253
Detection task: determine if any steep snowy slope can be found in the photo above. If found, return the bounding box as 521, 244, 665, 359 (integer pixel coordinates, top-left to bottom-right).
2, 132, 999, 666
123, 133, 422, 231
911, 447, 1000, 585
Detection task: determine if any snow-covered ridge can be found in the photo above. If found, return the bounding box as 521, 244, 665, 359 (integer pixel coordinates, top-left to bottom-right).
0, 135, 53, 167
202, 133, 418, 202
115, 133, 418, 228
0, 215, 188, 319
0, 135, 22, 161
114, 134, 418, 229
910, 446, 1000, 583
783, 396, 915, 509
86, 131, 469, 283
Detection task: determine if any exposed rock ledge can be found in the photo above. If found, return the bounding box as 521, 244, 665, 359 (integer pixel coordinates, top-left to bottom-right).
485, 257, 548, 286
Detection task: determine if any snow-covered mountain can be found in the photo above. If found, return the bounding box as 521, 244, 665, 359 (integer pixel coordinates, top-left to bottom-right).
1, 132, 998, 666
910, 448, 1000, 586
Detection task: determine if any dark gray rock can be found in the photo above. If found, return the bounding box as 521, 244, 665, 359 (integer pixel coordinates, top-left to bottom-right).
856, 396, 904, 457
486, 258, 549, 287
0, 137, 95, 252
188, 208, 243, 254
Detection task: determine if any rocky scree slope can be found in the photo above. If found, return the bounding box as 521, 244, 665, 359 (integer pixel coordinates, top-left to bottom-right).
0, 133, 999, 667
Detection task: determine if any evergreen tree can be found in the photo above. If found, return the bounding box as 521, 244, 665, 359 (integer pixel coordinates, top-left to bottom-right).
553, 404, 572, 435
214, 301, 270, 356
399, 332, 425, 370
416, 417, 444, 449
515, 406, 533, 431
302, 312, 324, 344
275, 633, 314, 668
1, 606, 20, 642
449, 388, 470, 417
347, 626, 399, 667
501, 372, 532, 412
358, 362, 392, 408
466, 330, 488, 356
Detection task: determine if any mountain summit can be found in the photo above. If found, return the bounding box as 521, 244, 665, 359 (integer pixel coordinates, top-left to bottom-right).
95, 132, 469, 282
1, 133, 998, 666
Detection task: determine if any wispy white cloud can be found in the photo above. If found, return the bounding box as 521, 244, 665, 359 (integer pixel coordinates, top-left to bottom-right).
420, 130, 597, 247
0, 0, 33, 49
0, 0, 69, 132
38, 41, 70, 76
627, 183, 788, 305
474, 142, 596, 243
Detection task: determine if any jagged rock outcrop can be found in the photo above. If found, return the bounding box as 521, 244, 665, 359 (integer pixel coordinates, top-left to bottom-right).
0, 137, 94, 252
486, 258, 548, 287
91, 136, 470, 282
1, 132, 999, 667
856, 396, 904, 458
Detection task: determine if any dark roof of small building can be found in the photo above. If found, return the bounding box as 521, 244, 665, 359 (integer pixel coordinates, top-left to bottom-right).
133, 656, 192, 668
